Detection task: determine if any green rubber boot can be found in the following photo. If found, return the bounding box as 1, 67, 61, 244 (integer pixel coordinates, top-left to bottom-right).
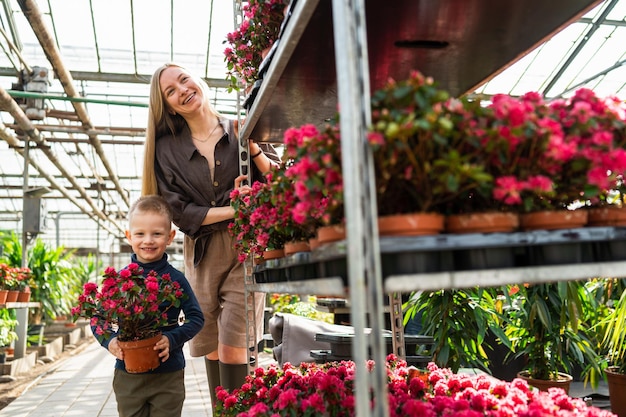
219, 362, 249, 392
205, 358, 221, 411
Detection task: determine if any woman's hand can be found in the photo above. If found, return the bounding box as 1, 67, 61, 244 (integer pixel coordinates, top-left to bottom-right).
234, 174, 252, 195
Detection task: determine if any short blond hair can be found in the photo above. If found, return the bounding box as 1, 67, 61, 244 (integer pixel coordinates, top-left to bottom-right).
127, 195, 173, 226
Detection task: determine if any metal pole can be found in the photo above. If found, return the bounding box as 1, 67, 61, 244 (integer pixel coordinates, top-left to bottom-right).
332, 1, 388, 416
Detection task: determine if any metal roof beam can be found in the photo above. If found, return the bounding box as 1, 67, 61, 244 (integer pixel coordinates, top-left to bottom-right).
18, 0, 129, 208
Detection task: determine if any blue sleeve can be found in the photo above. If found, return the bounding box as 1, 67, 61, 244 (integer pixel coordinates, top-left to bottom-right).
162, 276, 204, 350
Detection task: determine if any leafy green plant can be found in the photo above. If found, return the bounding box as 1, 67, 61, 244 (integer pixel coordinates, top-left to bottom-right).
269, 294, 333, 324
505, 281, 603, 386
0, 308, 18, 348
591, 278, 626, 375
404, 288, 509, 373
0, 232, 95, 322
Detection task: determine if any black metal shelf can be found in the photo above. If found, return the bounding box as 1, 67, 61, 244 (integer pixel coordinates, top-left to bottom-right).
252, 226, 626, 293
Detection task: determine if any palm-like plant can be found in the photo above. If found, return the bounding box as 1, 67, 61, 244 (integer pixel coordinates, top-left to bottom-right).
404, 288, 509, 373
505, 281, 603, 385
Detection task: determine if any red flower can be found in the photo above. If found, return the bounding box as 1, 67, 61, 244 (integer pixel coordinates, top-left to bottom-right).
71, 265, 187, 341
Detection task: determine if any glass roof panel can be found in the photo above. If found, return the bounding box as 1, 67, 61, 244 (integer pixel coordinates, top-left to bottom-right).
0, 0, 624, 255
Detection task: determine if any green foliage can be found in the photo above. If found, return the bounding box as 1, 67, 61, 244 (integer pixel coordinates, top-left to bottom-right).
405, 288, 508, 373
504, 281, 602, 386
0, 231, 97, 322
0, 309, 18, 347
588, 278, 626, 377
269, 294, 333, 324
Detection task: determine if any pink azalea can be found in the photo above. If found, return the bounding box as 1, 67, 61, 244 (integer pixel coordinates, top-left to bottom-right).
71, 265, 187, 341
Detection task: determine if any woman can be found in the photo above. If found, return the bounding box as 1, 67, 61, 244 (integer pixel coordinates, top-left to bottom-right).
141, 63, 280, 407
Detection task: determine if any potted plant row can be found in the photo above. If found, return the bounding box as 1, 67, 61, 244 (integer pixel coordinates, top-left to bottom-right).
0, 263, 33, 304
214, 355, 614, 417
229, 70, 626, 265
224, 0, 290, 92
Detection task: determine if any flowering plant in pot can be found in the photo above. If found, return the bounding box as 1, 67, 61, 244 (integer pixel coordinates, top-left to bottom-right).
230, 123, 343, 257
0, 263, 31, 290
223, 0, 290, 91
229, 172, 291, 263
482, 89, 626, 227
282, 123, 344, 225
215, 355, 613, 417
368, 71, 493, 221
71, 263, 186, 342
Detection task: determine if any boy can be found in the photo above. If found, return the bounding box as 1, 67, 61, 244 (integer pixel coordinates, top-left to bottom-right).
99, 195, 204, 417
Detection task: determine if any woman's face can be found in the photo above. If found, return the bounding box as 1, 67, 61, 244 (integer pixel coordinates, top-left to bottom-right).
159, 66, 204, 117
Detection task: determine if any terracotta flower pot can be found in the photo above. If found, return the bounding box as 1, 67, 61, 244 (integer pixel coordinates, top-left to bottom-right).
5, 290, 19, 303
317, 224, 346, 244
254, 248, 285, 265
118, 332, 162, 374
0, 289, 8, 305
17, 290, 31, 303
516, 370, 573, 394
588, 206, 626, 227
378, 213, 444, 236
284, 240, 311, 255
520, 209, 588, 231
446, 211, 519, 234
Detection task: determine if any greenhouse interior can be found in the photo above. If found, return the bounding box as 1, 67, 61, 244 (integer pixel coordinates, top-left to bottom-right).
2, 0, 626, 416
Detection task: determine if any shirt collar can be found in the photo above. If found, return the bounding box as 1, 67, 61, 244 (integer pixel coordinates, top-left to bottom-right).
181, 118, 233, 161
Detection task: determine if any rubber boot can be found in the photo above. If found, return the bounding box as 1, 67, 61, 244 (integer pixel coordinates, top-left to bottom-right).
219, 362, 249, 392
205, 358, 221, 411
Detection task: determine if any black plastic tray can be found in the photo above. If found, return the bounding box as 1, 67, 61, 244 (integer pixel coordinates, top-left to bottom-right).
253, 227, 626, 285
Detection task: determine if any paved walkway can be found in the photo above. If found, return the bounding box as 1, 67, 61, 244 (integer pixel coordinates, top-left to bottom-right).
0, 340, 275, 417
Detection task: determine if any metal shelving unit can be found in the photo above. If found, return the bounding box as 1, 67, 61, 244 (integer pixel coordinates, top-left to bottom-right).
238, 1, 607, 416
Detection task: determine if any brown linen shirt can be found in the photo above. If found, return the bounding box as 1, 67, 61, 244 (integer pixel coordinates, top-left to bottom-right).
154, 118, 280, 266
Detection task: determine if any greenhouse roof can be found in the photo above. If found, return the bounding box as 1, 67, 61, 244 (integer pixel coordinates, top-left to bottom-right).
0, 0, 624, 253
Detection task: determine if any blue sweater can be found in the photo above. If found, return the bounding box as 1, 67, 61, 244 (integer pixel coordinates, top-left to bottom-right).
94, 253, 204, 374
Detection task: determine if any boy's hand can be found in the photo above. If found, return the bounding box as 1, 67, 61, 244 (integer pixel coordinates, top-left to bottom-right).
108, 337, 124, 360
155, 334, 170, 362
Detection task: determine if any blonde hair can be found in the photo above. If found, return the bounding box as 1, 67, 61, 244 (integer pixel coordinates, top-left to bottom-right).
142, 63, 222, 195
128, 195, 173, 226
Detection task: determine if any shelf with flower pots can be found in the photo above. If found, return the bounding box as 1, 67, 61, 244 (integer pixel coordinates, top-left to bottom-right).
247, 226, 626, 292
233, 1, 609, 416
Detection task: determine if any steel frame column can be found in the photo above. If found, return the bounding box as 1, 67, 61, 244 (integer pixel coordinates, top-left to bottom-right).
332, 1, 388, 416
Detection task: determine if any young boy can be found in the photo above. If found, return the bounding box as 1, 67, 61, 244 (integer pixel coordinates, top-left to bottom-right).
100, 195, 204, 417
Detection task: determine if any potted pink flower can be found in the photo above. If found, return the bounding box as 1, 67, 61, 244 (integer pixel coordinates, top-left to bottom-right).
282, 123, 344, 242
230, 174, 291, 263
482, 89, 626, 229
223, 0, 290, 91
71, 264, 186, 342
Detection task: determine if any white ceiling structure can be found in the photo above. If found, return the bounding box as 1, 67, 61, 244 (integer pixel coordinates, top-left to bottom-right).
0, 0, 624, 256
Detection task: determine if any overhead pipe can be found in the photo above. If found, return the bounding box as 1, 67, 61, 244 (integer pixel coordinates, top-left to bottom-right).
3, 122, 145, 138
6, 89, 148, 107
18, 0, 130, 208
0, 127, 121, 238
0, 87, 124, 236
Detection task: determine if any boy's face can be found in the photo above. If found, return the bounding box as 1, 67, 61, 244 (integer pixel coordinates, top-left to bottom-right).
125, 210, 175, 264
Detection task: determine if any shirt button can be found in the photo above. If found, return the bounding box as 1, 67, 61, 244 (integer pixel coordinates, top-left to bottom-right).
210, 201, 216, 206
213, 181, 219, 187
216, 160, 221, 166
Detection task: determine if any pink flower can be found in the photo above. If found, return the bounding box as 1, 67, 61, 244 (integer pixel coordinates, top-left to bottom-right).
71, 265, 187, 341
